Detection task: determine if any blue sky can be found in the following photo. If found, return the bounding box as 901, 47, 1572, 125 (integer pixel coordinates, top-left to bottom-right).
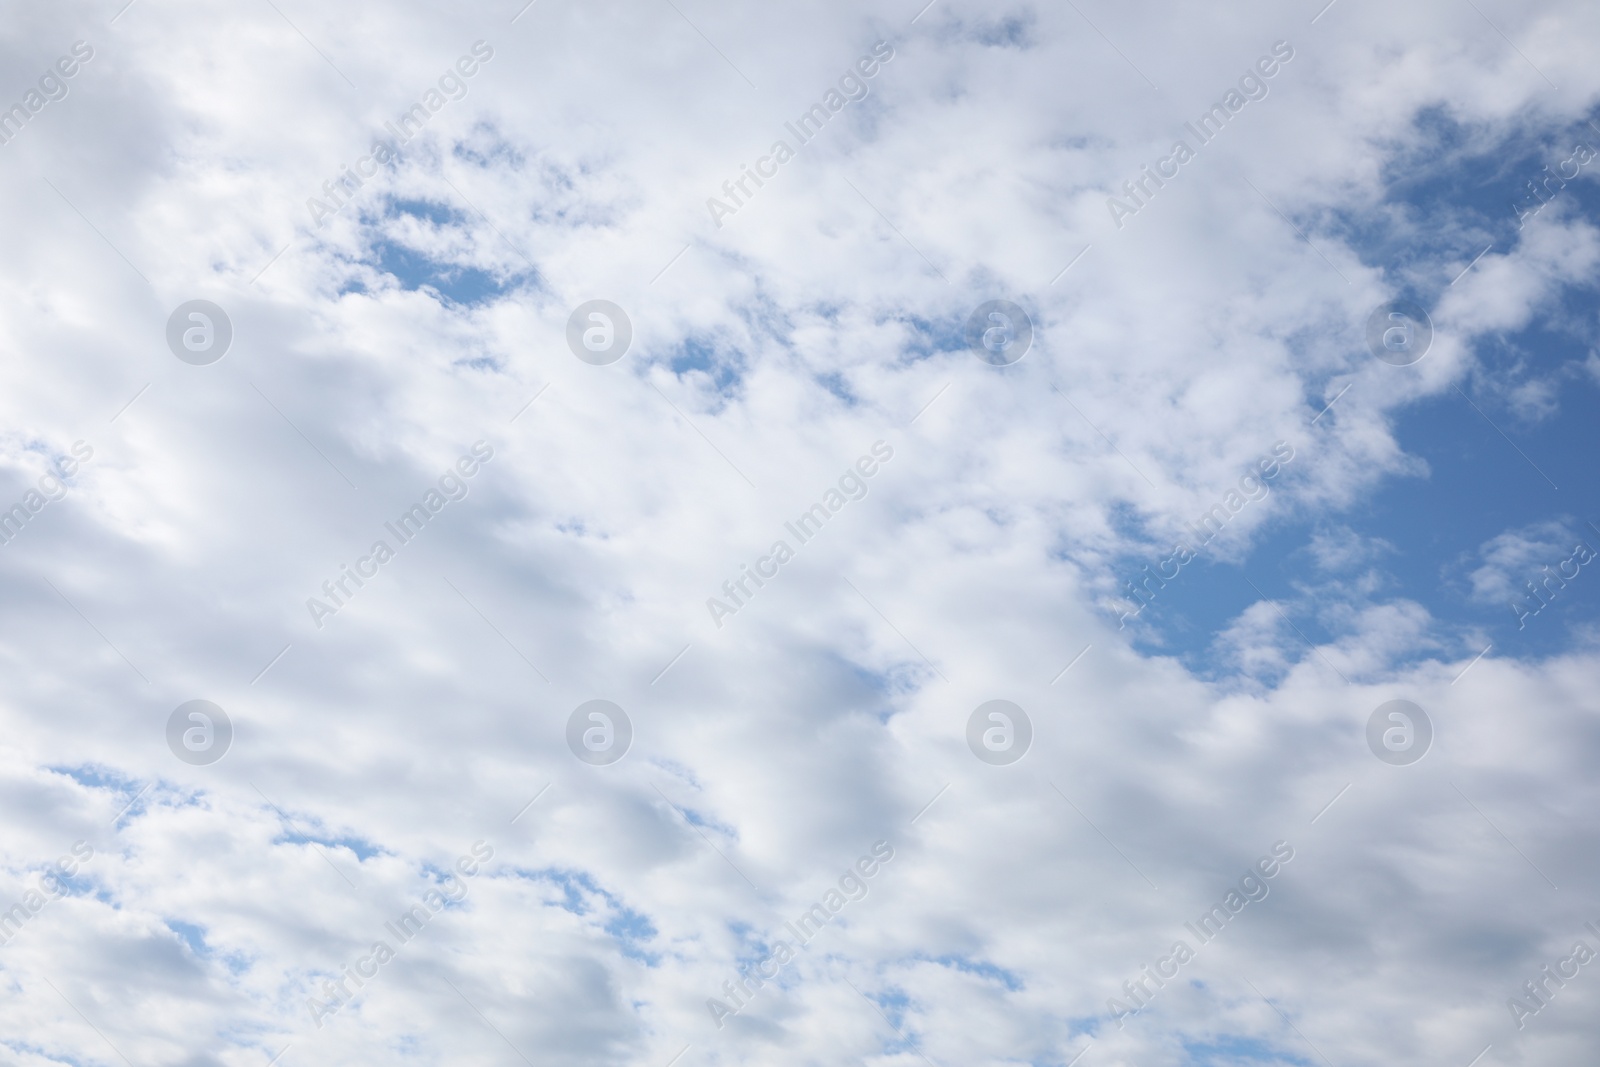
1121, 109, 1600, 673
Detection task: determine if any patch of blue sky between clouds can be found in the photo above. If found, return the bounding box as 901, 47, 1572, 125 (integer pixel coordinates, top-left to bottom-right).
602, 910, 660, 966
166, 919, 210, 958
509, 867, 659, 964
47, 765, 201, 823
341, 198, 533, 307
901, 311, 973, 363
1121, 109, 1600, 676
863, 984, 912, 1028
667, 336, 743, 396
1181, 1033, 1311, 1067
33, 863, 97, 901
389, 198, 461, 226
270, 829, 385, 862
1123, 371, 1600, 677
915, 951, 1024, 991
47, 763, 137, 794
815, 370, 860, 407
1331, 108, 1597, 285
366, 237, 515, 306
673, 800, 738, 838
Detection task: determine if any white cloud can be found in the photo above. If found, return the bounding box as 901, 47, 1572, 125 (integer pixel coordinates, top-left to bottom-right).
1467, 519, 1588, 603
2, 0, 1600, 1065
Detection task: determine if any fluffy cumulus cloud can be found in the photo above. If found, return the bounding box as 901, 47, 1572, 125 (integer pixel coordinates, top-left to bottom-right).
3, 0, 1600, 1065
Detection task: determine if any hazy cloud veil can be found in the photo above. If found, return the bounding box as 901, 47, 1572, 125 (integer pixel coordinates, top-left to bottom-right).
2, 1, 1600, 1066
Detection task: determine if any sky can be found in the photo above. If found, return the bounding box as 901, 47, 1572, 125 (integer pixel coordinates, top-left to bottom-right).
1, 1, 1599, 1066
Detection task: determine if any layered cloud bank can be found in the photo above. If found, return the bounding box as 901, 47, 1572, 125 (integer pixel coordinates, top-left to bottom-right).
2, 1, 1600, 1066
